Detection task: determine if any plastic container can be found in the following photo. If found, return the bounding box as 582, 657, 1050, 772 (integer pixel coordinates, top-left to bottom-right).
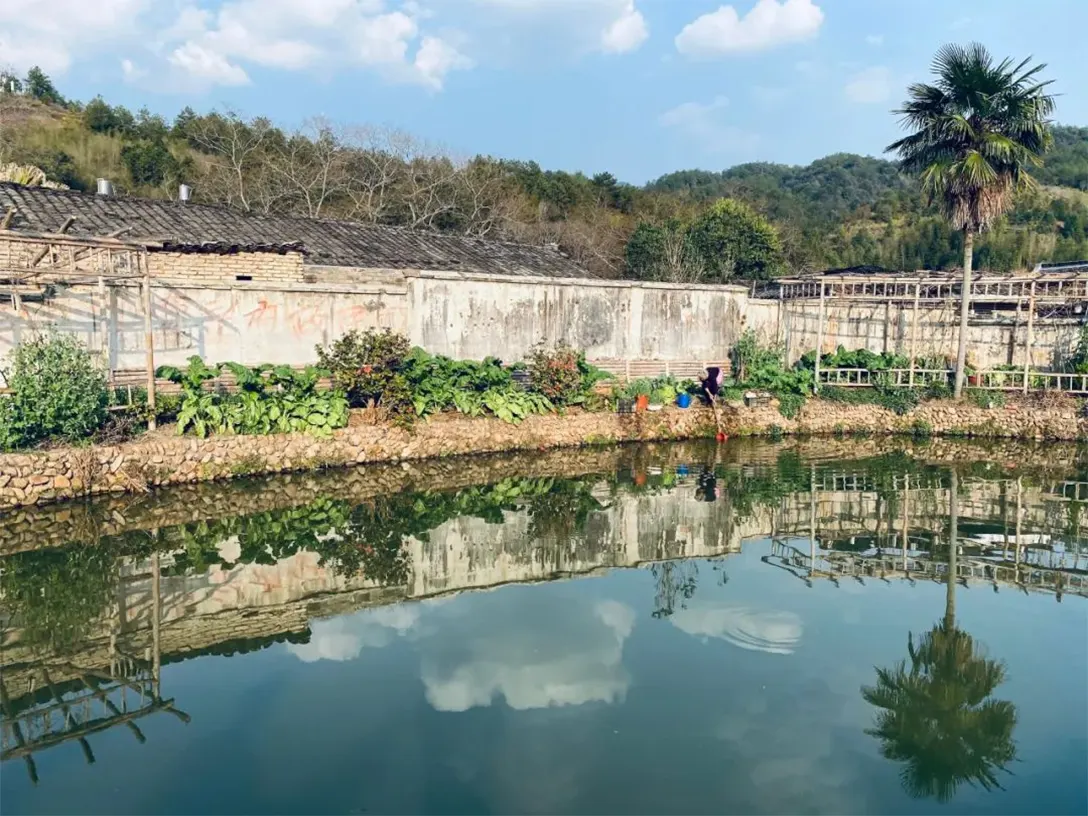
635, 394, 650, 412
676, 392, 692, 409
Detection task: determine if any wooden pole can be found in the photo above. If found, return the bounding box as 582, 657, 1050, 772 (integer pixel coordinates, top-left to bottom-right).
151, 549, 161, 696
909, 279, 921, 387
814, 279, 826, 393
141, 254, 157, 430
1022, 280, 1036, 394
1012, 477, 1023, 588
809, 463, 817, 576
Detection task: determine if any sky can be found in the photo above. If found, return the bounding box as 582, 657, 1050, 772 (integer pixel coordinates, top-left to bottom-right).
2, 0, 1086, 184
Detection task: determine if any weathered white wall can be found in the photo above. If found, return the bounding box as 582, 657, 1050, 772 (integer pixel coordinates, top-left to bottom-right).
409, 271, 747, 362
0, 270, 749, 369
0, 280, 410, 369
2, 264, 1079, 373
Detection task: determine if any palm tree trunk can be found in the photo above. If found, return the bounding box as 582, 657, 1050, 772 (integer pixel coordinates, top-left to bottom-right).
954, 230, 975, 399
946, 468, 958, 629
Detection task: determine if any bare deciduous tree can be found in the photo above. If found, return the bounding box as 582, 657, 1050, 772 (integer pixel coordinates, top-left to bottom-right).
340, 125, 407, 224
187, 110, 277, 212
267, 117, 352, 218
657, 226, 710, 284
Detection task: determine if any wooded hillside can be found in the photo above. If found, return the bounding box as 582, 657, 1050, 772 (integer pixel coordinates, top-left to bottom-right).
1, 67, 1085, 279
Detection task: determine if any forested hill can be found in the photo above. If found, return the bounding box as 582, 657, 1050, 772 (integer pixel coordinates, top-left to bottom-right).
1, 65, 1086, 280
648, 154, 915, 223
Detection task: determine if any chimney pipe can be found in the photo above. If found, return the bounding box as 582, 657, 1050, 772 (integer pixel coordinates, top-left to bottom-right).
95, 178, 113, 197
178, 183, 192, 203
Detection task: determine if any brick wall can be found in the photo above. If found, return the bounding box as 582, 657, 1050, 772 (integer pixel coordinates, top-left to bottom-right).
147, 250, 304, 282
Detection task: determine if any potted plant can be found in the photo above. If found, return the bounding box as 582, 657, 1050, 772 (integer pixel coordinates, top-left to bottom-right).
965, 352, 980, 387
648, 384, 674, 412
628, 379, 652, 412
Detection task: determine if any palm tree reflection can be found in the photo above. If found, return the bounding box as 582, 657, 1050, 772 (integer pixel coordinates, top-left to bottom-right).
861, 469, 1018, 802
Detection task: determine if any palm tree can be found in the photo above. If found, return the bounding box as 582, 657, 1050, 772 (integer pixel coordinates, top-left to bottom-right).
861, 468, 1017, 802
887, 43, 1055, 398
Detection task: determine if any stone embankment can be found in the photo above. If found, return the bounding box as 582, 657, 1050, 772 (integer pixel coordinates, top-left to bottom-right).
0, 409, 717, 510
0, 396, 1082, 510
722, 394, 1083, 441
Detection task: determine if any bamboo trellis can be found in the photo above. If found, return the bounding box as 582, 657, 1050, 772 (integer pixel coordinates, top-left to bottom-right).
768, 271, 1088, 394
1, 229, 160, 427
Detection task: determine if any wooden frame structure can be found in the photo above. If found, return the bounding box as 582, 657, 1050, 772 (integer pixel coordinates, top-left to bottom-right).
771, 271, 1088, 394
761, 466, 1087, 599
0, 229, 159, 427
0, 555, 190, 785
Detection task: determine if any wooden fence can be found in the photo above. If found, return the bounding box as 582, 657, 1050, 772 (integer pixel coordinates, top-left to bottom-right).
815, 367, 1088, 395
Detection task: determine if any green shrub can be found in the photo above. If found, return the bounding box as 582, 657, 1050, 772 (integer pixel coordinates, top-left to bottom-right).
923, 379, 953, 400
0, 333, 108, 450
819, 383, 920, 415
876, 387, 920, 416
526, 342, 600, 406
156, 358, 349, 438
777, 392, 805, 419
622, 378, 654, 399
403, 350, 513, 416
399, 349, 555, 423
799, 346, 910, 372
967, 388, 1006, 409
315, 329, 413, 418
910, 419, 933, 438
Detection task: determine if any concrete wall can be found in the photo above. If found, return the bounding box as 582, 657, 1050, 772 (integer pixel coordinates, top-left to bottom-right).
0, 267, 748, 370
1, 280, 410, 368
1, 232, 1080, 372
411, 271, 747, 362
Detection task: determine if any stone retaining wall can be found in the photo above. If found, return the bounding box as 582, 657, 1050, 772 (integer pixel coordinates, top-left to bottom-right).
722, 394, 1084, 442
0, 409, 718, 509
0, 397, 1081, 510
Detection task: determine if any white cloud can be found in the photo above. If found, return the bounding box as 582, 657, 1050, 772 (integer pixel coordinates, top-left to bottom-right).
421, 597, 636, 712
0, 0, 148, 73
660, 95, 730, 127
675, 0, 824, 57
471, 0, 649, 55
600, 1, 648, 54
659, 96, 759, 154
145, 1, 470, 91
413, 36, 473, 89
670, 604, 803, 654
287, 604, 422, 663
865, 34, 883, 46
844, 66, 892, 104
120, 58, 146, 83
168, 42, 250, 86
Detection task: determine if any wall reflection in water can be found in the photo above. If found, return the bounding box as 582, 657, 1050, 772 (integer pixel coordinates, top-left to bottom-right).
1, 441, 1084, 796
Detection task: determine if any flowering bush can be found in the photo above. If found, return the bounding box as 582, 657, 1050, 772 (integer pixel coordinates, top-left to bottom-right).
315, 329, 413, 419
526, 342, 605, 406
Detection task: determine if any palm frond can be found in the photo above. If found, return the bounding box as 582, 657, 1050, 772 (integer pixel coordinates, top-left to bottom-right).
885, 42, 1055, 233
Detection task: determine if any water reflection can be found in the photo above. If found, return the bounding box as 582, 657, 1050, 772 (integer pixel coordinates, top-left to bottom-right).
862, 470, 1018, 802
1, 440, 1085, 812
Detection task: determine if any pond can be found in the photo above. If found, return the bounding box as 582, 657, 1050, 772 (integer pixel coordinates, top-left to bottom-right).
2, 439, 1086, 815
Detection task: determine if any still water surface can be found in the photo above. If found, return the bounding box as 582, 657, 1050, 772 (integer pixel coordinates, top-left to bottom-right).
2, 440, 1086, 815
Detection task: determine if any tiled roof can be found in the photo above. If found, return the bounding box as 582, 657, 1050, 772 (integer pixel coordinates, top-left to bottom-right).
0, 182, 594, 278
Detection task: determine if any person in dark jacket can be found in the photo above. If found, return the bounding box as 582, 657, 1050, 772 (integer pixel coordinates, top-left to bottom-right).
701, 366, 723, 405
701, 366, 725, 436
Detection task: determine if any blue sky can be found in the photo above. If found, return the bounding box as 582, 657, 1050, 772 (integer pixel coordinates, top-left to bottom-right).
3, 0, 1086, 183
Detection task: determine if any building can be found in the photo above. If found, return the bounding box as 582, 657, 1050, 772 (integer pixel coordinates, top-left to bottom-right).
0, 182, 745, 374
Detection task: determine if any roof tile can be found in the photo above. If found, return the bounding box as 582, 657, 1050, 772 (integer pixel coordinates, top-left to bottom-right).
0, 183, 593, 279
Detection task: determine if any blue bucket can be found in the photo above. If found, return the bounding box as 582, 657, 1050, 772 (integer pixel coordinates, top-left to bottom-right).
676, 392, 692, 409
